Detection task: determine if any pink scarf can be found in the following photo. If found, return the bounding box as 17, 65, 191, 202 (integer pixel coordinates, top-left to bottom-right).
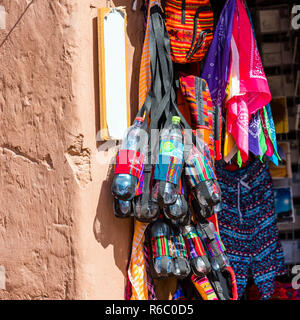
226, 0, 271, 163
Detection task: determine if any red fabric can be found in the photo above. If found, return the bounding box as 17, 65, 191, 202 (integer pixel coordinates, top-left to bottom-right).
226, 266, 238, 300
115, 149, 144, 179
165, 0, 214, 64
248, 281, 300, 300
208, 214, 219, 234
179, 74, 217, 160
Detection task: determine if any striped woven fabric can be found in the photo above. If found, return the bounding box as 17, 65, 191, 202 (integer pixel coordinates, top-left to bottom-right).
135, 169, 144, 196
179, 74, 215, 159
154, 155, 183, 185
214, 231, 226, 254
128, 221, 149, 300
168, 238, 174, 257
171, 234, 188, 258
125, 267, 132, 300
151, 235, 170, 258
138, 0, 161, 110
191, 274, 218, 300
202, 237, 215, 258
144, 238, 158, 300
165, 0, 214, 64
185, 145, 216, 188
183, 229, 206, 259
115, 149, 144, 179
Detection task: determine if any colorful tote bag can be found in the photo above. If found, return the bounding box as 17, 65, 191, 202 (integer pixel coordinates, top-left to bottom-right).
164, 0, 214, 64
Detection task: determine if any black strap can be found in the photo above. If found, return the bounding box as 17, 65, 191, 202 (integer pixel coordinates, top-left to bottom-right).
181, 0, 186, 24
138, 4, 212, 215
197, 218, 226, 271
139, 5, 175, 215
208, 270, 227, 300
186, 30, 210, 61
186, 5, 212, 61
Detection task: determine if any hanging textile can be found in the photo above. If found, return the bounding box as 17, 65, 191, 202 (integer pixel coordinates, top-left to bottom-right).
201, 0, 236, 111
248, 112, 262, 157
264, 104, 280, 166
127, 0, 163, 301
144, 234, 158, 300
128, 221, 149, 300
225, 0, 271, 163
215, 160, 286, 300
138, 0, 162, 110
191, 274, 219, 300
244, 2, 280, 166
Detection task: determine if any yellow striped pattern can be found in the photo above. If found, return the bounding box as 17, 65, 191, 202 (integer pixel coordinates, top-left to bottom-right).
138, 0, 163, 110
128, 220, 149, 300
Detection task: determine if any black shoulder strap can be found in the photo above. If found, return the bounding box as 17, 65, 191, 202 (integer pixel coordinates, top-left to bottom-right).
139, 5, 175, 215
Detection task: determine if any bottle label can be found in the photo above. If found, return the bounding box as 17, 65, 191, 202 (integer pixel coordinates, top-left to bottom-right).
183, 231, 206, 258
135, 169, 144, 196
151, 235, 170, 258
185, 145, 216, 187
153, 155, 183, 184
159, 139, 184, 160
153, 139, 184, 184
115, 149, 144, 179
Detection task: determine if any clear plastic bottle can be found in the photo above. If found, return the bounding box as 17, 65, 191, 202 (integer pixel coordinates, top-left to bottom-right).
181, 223, 211, 277
196, 221, 229, 272
208, 221, 230, 269
133, 194, 160, 223
112, 117, 146, 201
113, 198, 133, 218
153, 116, 184, 206
185, 141, 221, 211
151, 220, 174, 278
163, 194, 188, 221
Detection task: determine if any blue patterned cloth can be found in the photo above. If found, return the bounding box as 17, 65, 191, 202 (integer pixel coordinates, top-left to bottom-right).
215, 160, 286, 300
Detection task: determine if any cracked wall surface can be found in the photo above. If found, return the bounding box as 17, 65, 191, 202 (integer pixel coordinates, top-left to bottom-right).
0, 0, 143, 299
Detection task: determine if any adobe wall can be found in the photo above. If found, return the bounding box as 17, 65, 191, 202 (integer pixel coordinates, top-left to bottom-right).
0, 0, 143, 299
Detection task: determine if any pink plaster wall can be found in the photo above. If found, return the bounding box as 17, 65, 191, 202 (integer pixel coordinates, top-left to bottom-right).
0, 0, 143, 299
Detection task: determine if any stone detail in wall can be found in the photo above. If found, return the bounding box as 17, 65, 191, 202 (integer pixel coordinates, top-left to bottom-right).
65, 134, 92, 188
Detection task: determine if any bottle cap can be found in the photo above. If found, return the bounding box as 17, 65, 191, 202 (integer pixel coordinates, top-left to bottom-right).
172, 116, 181, 124
136, 117, 144, 122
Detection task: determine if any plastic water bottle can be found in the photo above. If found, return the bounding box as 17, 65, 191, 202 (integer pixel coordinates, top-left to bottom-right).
153, 116, 184, 206
185, 142, 221, 212
194, 179, 221, 207
181, 223, 211, 277
112, 117, 146, 201
151, 220, 174, 278
163, 195, 188, 221
133, 194, 160, 223
208, 221, 230, 270
113, 198, 133, 218
196, 221, 229, 272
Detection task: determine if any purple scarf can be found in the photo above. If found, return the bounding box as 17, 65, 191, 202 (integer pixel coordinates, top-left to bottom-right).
248, 112, 262, 156
201, 0, 236, 112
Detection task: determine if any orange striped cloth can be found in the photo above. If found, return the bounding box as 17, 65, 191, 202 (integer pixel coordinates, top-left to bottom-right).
191, 274, 218, 300
128, 220, 149, 300
138, 0, 163, 110
165, 0, 214, 64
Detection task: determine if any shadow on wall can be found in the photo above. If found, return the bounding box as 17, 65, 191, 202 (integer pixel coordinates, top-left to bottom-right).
93, 163, 134, 277
92, 0, 144, 279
